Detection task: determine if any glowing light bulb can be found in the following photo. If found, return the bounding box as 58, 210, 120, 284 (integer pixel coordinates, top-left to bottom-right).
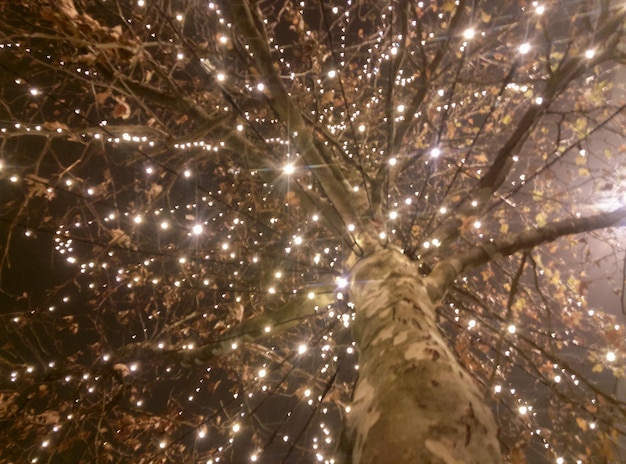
606, 351, 616, 362
430, 147, 441, 158
463, 28, 475, 40
283, 163, 295, 175
519, 43, 531, 54
192, 224, 203, 235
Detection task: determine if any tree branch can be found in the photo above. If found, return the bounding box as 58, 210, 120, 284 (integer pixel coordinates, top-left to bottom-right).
222, 0, 371, 243
425, 207, 626, 301
113, 284, 336, 367
425, 7, 626, 253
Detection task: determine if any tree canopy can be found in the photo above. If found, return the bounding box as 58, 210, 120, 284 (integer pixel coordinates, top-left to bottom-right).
0, 0, 625, 462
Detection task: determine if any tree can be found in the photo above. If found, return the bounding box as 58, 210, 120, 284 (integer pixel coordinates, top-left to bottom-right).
0, 0, 625, 462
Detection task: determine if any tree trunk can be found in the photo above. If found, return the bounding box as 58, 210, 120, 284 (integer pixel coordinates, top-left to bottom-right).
343, 248, 502, 464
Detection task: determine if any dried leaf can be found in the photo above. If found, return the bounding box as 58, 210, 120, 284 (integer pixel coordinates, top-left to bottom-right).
95, 91, 111, 105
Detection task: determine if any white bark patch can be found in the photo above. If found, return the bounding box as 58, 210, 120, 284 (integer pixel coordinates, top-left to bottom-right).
372, 325, 395, 345
393, 330, 409, 346
425, 439, 464, 464
404, 341, 430, 361
348, 379, 380, 464
364, 298, 390, 318
377, 307, 391, 319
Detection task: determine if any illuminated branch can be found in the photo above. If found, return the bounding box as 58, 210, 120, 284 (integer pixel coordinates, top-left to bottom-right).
223, 0, 371, 243
476, 5, 624, 199
391, 0, 467, 155
427, 7, 626, 251
114, 284, 336, 366
426, 206, 626, 300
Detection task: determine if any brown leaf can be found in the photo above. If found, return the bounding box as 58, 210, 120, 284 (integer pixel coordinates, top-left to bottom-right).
510, 447, 527, 464
43, 121, 70, 132
113, 100, 131, 119
95, 91, 111, 105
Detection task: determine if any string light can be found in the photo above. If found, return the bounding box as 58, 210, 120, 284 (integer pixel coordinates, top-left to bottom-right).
463, 28, 475, 40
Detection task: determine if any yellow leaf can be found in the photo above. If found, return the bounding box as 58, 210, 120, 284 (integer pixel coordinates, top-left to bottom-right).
535, 211, 547, 228
575, 154, 587, 166
576, 417, 588, 431
502, 114, 512, 125
500, 223, 509, 234
474, 153, 489, 164
592, 363, 604, 373
578, 167, 590, 177
480, 10, 491, 22
441, 0, 456, 13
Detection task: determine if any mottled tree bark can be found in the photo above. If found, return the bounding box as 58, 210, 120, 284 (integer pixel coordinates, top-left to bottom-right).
344, 248, 502, 464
